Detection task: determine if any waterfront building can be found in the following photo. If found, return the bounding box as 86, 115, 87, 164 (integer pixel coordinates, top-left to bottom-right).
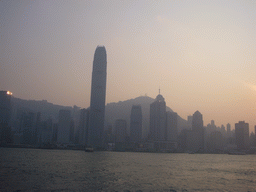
187, 111, 204, 152
40, 118, 53, 144
166, 111, 178, 142
149, 93, 166, 141
235, 121, 249, 150
187, 115, 193, 129
0, 91, 12, 126
148, 93, 177, 151
77, 108, 89, 145
227, 123, 231, 137
21, 112, 36, 145
115, 119, 127, 143
57, 110, 71, 144
88, 46, 107, 149
130, 105, 142, 143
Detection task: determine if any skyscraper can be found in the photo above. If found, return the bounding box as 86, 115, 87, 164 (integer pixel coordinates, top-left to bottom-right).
149, 93, 166, 141
187, 110, 204, 151
166, 111, 178, 141
227, 123, 231, 137
130, 105, 142, 143
88, 46, 107, 149
235, 121, 249, 150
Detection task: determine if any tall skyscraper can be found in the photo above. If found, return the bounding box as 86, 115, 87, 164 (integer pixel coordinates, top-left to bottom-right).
149, 93, 166, 141
130, 105, 142, 143
88, 46, 107, 149
235, 121, 249, 150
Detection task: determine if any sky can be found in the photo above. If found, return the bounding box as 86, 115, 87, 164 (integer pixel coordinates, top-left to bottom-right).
1, 0, 256, 132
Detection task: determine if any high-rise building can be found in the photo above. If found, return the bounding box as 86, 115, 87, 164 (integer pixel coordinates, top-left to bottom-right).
166, 111, 178, 141
149, 93, 166, 141
187, 115, 193, 129
235, 121, 249, 150
227, 123, 231, 137
57, 110, 71, 144
88, 46, 107, 149
115, 119, 127, 143
130, 105, 142, 143
192, 111, 203, 132
187, 111, 204, 151
77, 108, 89, 145
21, 112, 36, 145
0, 91, 12, 126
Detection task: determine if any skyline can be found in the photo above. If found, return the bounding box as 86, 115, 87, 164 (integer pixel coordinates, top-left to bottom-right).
1, 1, 256, 132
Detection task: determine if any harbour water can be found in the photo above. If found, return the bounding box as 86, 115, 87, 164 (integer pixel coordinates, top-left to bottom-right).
1, 148, 255, 192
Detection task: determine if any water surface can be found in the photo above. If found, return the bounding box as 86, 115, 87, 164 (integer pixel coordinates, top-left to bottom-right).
0, 148, 255, 191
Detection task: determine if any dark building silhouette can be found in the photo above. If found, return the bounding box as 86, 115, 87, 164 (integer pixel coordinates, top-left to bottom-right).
88, 46, 107, 149
52, 123, 58, 143
40, 118, 53, 144
77, 108, 89, 145
0, 91, 12, 126
130, 105, 142, 143
166, 111, 178, 142
115, 119, 127, 151
57, 110, 71, 144
187, 111, 204, 152
206, 131, 223, 152
227, 123, 231, 137
21, 112, 36, 145
235, 121, 249, 150
0, 91, 13, 144
69, 119, 75, 143
115, 119, 127, 143
149, 93, 166, 141
148, 93, 177, 151
255, 125, 256, 146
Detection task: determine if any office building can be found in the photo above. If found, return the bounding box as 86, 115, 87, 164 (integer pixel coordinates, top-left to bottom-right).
235, 121, 249, 150
57, 110, 71, 144
130, 105, 142, 143
0, 91, 12, 126
227, 123, 231, 137
149, 93, 166, 141
21, 112, 36, 145
166, 111, 178, 141
78, 108, 89, 145
115, 119, 127, 143
88, 46, 107, 149
187, 111, 204, 151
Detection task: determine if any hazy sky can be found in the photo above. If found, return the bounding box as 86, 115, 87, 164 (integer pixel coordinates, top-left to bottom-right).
1, 1, 256, 132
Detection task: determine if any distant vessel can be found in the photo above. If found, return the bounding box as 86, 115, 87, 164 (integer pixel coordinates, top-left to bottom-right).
228, 151, 246, 155
85, 148, 94, 152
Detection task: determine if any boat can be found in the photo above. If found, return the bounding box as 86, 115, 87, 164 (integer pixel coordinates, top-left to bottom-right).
228, 151, 246, 155
85, 147, 94, 152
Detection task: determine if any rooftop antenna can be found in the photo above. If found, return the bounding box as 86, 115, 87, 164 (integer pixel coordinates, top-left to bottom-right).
159, 86, 161, 94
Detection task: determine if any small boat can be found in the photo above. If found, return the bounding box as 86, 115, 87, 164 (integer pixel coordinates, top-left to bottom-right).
85, 148, 94, 152
228, 151, 246, 155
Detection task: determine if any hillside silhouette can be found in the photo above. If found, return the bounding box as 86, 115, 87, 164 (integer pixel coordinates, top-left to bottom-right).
11, 96, 188, 138
105, 96, 188, 138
